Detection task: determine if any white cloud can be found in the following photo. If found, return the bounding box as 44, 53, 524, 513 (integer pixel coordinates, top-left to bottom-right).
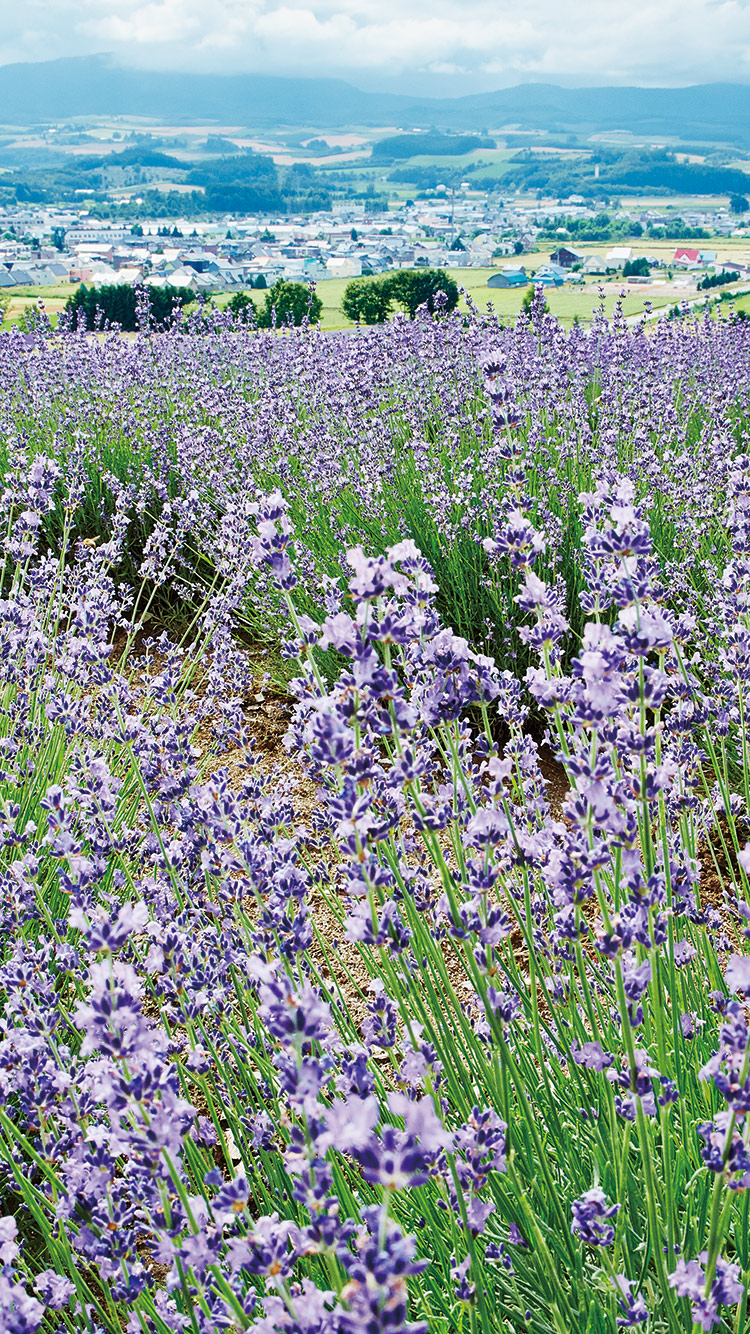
87, 1, 205, 45
1, 0, 750, 86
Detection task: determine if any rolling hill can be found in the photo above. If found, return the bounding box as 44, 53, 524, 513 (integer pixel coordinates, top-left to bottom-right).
0, 56, 748, 146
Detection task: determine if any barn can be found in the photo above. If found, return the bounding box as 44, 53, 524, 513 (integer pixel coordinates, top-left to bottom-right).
487, 269, 527, 288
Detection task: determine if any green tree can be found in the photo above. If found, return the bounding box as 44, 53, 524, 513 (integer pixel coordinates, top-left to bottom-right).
51, 226, 66, 251
226, 290, 256, 320
341, 276, 392, 325
730, 194, 749, 214
622, 257, 650, 277
384, 268, 459, 318
256, 280, 322, 329
449, 236, 467, 252
64, 283, 195, 331
698, 269, 739, 291
513, 239, 524, 255
253, 274, 267, 289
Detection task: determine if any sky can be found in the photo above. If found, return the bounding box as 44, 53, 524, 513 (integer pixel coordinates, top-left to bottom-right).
2, 0, 750, 92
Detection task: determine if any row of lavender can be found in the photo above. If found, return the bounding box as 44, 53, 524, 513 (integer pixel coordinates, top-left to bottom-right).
0, 301, 749, 1333
6, 296, 748, 666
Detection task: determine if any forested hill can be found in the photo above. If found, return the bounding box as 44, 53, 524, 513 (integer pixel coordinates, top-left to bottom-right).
1, 56, 749, 145
0, 58, 404, 128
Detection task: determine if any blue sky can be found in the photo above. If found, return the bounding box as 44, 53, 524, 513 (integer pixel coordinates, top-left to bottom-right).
2, 0, 750, 90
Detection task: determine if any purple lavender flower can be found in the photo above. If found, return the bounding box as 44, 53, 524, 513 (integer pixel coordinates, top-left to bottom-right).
570, 1188, 619, 1246
339, 1205, 427, 1334
611, 1275, 649, 1327
0, 1276, 45, 1332
451, 1253, 476, 1302
571, 1041, 614, 1072
323, 1094, 379, 1152
668, 1256, 706, 1300
724, 954, 750, 994
32, 1271, 76, 1310
668, 1252, 744, 1331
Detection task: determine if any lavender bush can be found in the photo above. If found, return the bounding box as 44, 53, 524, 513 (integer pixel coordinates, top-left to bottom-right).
0, 295, 749, 1332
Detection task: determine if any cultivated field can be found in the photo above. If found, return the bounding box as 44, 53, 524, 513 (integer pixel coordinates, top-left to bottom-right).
1, 298, 750, 1333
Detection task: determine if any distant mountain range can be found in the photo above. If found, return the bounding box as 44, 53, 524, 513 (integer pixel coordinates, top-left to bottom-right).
0, 56, 748, 145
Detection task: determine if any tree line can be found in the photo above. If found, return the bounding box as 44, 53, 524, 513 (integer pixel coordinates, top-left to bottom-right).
62, 270, 460, 333
64, 284, 196, 331
231, 269, 461, 326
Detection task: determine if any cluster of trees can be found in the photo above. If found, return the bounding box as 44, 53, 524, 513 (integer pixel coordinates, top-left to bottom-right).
2, 144, 333, 215
538, 212, 713, 243
615, 159, 750, 195
226, 272, 460, 330
64, 280, 325, 333
505, 146, 750, 200
622, 257, 650, 277
372, 133, 494, 161
341, 269, 460, 324
389, 165, 448, 190
389, 158, 501, 192
64, 284, 196, 331
227, 281, 322, 327
537, 212, 638, 243
2, 144, 185, 208
185, 151, 331, 215
646, 222, 710, 240
698, 269, 740, 290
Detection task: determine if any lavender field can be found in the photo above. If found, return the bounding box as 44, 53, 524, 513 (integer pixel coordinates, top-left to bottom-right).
2, 293, 750, 1334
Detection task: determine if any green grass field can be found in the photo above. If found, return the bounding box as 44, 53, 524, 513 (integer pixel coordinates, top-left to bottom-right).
390, 148, 516, 180
206, 271, 681, 330
444, 269, 684, 324
1, 286, 72, 329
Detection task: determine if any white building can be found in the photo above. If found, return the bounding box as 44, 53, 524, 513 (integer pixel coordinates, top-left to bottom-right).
325, 256, 362, 278
605, 247, 633, 268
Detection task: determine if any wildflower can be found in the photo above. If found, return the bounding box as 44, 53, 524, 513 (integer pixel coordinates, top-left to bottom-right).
571, 1040, 614, 1072
0, 1276, 45, 1333
339, 1205, 427, 1334
0, 1216, 19, 1264
323, 1094, 380, 1152
32, 1271, 76, 1311
724, 954, 750, 994
611, 1275, 649, 1327
451, 1253, 476, 1302
570, 1188, 619, 1246
668, 1254, 744, 1331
